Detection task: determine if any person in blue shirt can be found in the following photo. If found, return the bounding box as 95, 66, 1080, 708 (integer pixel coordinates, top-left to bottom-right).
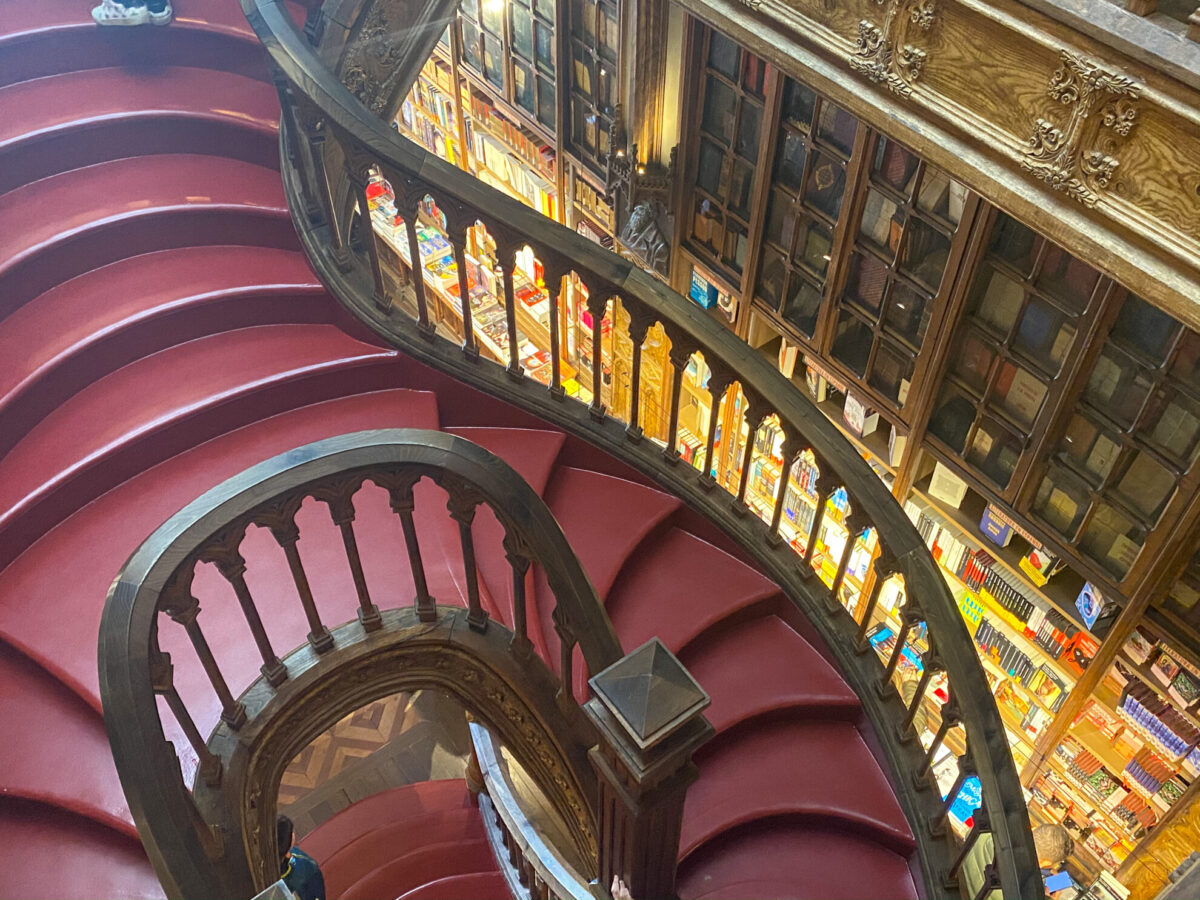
278, 814, 326, 900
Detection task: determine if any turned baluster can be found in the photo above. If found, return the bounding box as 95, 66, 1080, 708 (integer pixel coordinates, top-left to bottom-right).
257, 499, 334, 653
587, 296, 607, 420
767, 441, 802, 545
402, 206, 432, 335
947, 804, 992, 888
545, 267, 564, 397
802, 469, 840, 566
503, 534, 533, 658
733, 402, 769, 512
855, 551, 898, 651
553, 608, 577, 706
273, 74, 321, 225
700, 374, 733, 486
385, 477, 437, 623
162, 590, 246, 729
202, 537, 288, 687
350, 166, 389, 310
445, 483, 487, 632
899, 649, 942, 742
915, 689, 960, 789
879, 601, 924, 696
624, 311, 652, 438
303, 117, 350, 272
931, 751, 976, 837
150, 646, 222, 787
661, 344, 691, 464
827, 512, 870, 614
500, 262, 521, 377
316, 480, 381, 631
449, 226, 478, 358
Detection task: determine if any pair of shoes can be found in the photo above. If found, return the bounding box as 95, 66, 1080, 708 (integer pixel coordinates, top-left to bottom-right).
91, 1, 173, 26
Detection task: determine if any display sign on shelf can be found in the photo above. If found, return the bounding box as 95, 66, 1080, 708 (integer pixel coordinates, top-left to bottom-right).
979, 504, 1014, 548
1020, 546, 1061, 587
843, 392, 880, 438
928, 461, 968, 508
1076, 582, 1109, 632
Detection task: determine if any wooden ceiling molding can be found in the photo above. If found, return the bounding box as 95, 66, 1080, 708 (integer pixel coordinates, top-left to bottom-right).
675, 0, 1200, 329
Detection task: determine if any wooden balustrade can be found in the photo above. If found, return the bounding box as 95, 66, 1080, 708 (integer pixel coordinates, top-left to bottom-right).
100, 429, 621, 899
242, 1, 1043, 896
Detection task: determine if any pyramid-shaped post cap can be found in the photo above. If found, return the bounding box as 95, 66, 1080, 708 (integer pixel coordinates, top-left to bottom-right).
588, 638, 709, 750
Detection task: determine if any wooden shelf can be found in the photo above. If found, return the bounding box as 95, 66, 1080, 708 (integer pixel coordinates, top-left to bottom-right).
909, 476, 1089, 632
1113, 651, 1200, 733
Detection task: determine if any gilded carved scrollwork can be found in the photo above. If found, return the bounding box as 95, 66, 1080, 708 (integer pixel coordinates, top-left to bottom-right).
849, 0, 937, 98
1020, 50, 1141, 208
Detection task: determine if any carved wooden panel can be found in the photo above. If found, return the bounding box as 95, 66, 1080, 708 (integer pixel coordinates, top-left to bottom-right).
691, 0, 1200, 327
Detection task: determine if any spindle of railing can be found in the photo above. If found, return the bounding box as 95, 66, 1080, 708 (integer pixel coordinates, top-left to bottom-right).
662, 345, 690, 463
257, 497, 335, 653
444, 481, 488, 631
700, 377, 732, 485
150, 647, 223, 788
500, 262, 522, 377
162, 588, 247, 728
855, 552, 897, 650
384, 476, 437, 622
803, 470, 840, 565
545, 266, 565, 397
202, 536, 289, 686
915, 690, 960, 788
587, 295, 607, 419
733, 405, 768, 510
316, 482, 382, 631
948, 804, 992, 886
504, 535, 533, 659
828, 515, 870, 613
933, 751, 976, 835
350, 166, 390, 310
397, 199, 433, 334
879, 600, 925, 693
301, 113, 350, 272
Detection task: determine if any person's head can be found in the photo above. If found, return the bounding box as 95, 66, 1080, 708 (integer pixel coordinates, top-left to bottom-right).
277, 815, 295, 875
1033, 823, 1073, 870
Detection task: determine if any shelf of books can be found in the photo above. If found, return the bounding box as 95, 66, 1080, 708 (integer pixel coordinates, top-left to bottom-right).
365, 174, 594, 398
395, 60, 559, 223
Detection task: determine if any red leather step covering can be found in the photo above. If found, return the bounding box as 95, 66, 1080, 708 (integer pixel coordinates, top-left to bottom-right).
396, 871, 511, 900
339, 837, 496, 900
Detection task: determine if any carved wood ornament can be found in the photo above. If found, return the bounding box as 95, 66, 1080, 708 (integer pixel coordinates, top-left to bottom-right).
849, 0, 938, 98
1020, 50, 1141, 208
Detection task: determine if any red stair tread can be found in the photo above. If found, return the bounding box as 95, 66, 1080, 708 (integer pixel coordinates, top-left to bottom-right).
340, 837, 496, 900
0, 66, 278, 149
679, 616, 860, 735
0, 247, 321, 410
677, 823, 918, 900
300, 781, 475, 863
0, 800, 164, 900
0, 154, 285, 267
0, 324, 393, 543
0, 387, 440, 714
397, 871, 511, 900
0, 646, 134, 836
321, 808, 487, 900
543, 466, 681, 602
680, 720, 915, 859
0, 154, 290, 318
605, 529, 782, 655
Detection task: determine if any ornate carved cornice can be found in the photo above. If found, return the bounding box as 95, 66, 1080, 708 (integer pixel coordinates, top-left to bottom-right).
676, 0, 1200, 327
1020, 50, 1141, 208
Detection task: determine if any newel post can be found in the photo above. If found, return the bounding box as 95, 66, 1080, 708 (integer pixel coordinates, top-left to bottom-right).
584, 639, 713, 900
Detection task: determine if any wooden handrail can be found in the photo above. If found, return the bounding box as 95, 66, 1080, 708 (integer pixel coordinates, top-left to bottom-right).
243, 1, 1042, 896
99, 428, 621, 898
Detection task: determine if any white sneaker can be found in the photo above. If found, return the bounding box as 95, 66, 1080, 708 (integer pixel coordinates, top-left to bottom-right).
92, 0, 150, 25
148, 2, 174, 25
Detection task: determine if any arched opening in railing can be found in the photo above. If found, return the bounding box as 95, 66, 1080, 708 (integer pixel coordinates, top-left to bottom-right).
99, 429, 623, 899
244, 1, 1043, 896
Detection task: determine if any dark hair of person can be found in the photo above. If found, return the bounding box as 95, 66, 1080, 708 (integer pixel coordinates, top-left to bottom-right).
277, 814, 295, 874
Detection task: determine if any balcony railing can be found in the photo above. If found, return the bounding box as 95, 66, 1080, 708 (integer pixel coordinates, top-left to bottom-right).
245, 0, 1043, 896
99, 429, 621, 899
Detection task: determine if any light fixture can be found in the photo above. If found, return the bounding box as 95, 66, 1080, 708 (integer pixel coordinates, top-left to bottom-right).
636, 165, 646, 175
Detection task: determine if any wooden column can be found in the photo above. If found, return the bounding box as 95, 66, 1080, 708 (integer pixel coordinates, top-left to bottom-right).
584, 639, 713, 900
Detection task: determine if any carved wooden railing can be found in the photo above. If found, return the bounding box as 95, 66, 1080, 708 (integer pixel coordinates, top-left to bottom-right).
470, 722, 597, 900
245, 1, 1042, 896
99, 429, 623, 899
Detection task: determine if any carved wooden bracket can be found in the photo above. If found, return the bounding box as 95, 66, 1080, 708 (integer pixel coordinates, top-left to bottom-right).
849, 0, 938, 98
1020, 50, 1141, 208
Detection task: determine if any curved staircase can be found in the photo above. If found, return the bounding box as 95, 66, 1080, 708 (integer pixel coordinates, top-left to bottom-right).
0, 2, 921, 897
